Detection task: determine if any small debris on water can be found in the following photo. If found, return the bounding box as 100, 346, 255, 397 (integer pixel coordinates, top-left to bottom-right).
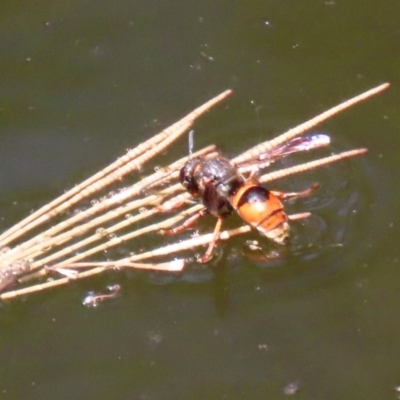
200, 51, 214, 62
147, 331, 163, 349
82, 284, 121, 308
283, 380, 300, 395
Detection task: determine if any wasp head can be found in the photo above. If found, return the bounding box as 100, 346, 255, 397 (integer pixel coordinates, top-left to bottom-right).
179, 157, 202, 196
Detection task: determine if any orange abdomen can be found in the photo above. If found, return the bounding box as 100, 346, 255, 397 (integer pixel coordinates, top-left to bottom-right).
231, 184, 289, 244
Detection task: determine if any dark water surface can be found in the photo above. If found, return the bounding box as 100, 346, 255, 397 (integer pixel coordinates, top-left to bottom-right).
1, 1, 400, 399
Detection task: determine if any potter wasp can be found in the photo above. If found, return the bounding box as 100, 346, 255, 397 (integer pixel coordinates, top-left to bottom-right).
163, 133, 334, 263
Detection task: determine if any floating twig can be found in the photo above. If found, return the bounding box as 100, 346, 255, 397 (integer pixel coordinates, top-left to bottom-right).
0, 83, 389, 300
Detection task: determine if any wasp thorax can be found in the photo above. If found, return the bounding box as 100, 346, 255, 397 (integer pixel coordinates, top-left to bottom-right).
179, 156, 244, 217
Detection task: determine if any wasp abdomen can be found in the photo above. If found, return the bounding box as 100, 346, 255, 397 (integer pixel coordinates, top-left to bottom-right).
232, 185, 289, 244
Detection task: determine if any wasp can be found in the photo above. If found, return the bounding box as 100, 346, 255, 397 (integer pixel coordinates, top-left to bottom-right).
162, 134, 331, 263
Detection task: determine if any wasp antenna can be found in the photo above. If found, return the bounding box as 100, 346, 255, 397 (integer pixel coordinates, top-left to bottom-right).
188, 130, 195, 157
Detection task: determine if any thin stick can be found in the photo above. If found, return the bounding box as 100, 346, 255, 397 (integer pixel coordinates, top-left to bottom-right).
2, 207, 318, 301
259, 148, 367, 184
0, 90, 232, 248
48, 204, 204, 268
234, 83, 389, 164
120, 225, 253, 263
0, 259, 186, 300
0, 145, 213, 265
0, 120, 191, 250
38, 150, 365, 269
11, 147, 219, 268
0, 84, 389, 300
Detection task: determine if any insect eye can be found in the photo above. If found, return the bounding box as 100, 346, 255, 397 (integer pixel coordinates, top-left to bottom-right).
179, 162, 199, 195
179, 169, 196, 191
178, 167, 188, 185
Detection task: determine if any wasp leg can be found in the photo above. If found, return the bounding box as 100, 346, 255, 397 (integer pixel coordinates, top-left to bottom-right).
197, 216, 224, 264
160, 208, 208, 235
244, 169, 259, 183
271, 183, 319, 200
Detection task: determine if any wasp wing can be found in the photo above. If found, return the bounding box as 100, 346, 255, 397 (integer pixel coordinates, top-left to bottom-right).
236, 133, 330, 171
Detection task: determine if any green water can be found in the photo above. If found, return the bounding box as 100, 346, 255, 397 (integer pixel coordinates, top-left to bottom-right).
1, 1, 400, 399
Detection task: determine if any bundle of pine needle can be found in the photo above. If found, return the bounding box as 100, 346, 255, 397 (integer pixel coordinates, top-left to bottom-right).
0, 83, 389, 300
